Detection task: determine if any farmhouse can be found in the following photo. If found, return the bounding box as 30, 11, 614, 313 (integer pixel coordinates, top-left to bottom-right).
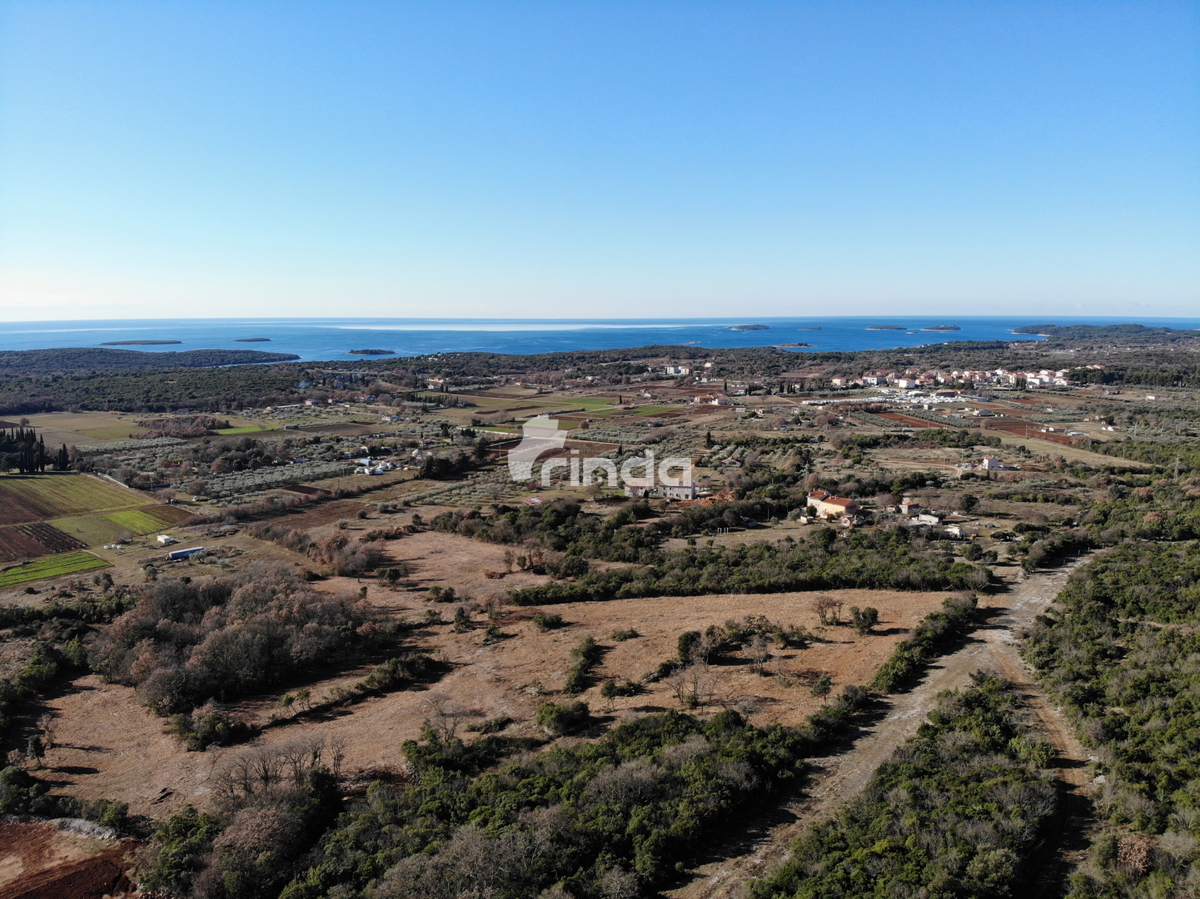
806, 490, 859, 520
624, 478, 699, 501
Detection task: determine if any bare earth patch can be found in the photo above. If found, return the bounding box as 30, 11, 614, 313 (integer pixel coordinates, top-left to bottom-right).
0, 820, 132, 899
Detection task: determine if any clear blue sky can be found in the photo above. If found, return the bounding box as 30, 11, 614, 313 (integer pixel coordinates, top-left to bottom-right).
1, 1, 1197, 321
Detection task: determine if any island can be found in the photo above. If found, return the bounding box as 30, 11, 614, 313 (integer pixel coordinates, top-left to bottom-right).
346, 348, 396, 356
796, 327, 822, 331
774, 342, 814, 348
233, 338, 272, 343
922, 325, 962, 332
866, 325, 906, 331
100, 340, 183, 346
729, 324, 769, 331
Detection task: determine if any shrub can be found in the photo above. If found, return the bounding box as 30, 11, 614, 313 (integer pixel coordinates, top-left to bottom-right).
535, 700, 591, 736
532, 613, 566, 631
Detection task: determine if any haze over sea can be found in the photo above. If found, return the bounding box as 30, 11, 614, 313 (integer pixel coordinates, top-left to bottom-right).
3, 316, 1199, 364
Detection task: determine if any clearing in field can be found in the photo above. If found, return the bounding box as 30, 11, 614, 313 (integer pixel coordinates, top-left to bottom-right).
0, 551, 109, 588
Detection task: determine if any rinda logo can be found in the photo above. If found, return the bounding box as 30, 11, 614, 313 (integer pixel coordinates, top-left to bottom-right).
507, 415, 567, 481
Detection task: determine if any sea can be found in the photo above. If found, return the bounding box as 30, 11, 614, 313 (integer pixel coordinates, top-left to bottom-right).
2, 316, 1198, 364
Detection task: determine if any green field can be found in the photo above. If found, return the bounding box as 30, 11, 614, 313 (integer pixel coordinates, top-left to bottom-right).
48, 515, 126, 546
216, 425, 279, 435
0, 552, 110, 589
106, 508, 175, 533
0, 473, 146, 518
52, 505, 192, 545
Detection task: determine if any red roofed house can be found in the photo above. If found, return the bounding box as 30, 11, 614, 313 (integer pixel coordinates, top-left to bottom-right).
806, 490, 860, 520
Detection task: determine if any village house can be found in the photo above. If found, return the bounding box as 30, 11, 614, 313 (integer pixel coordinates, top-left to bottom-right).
806, 490, 860, 520
623, 478, 699, 501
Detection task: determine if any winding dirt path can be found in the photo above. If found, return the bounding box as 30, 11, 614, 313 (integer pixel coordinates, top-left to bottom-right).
668, 560, 1095, 899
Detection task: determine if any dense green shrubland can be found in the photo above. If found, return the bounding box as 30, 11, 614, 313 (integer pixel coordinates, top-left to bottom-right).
870, 593, 978, 693
1026, 542, 1200, 897
91, 565, 401, 719
511, 528, 990, 605
750, 674, 1057, 899
272, 691, 872, 899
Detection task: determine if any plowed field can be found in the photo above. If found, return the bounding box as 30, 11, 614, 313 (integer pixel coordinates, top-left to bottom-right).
0, 524, 87, 563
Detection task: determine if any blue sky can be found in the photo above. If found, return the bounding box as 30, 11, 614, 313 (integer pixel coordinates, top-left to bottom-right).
0, 1, 1197, 321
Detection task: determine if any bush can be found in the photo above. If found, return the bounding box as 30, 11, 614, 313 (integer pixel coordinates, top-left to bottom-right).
870, 594, 977, 693
532, 612, 566, 631
535, 700, 591, 736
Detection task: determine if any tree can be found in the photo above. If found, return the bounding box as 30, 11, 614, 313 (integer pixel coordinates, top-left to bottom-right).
814, 594, 843, 626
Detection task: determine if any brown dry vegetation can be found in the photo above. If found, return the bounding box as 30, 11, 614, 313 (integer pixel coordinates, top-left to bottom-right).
33, 575, 948, 819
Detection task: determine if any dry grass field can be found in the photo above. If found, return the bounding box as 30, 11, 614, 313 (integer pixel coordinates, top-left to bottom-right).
20, 411, 149, 447
34, 581, 951, 819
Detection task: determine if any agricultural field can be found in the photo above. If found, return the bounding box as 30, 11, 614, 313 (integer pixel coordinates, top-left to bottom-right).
21, 410, 149, 446
50, 504, 194, 546
0, 473, 192, 567
0, 551, 109, 588
0, 523, 86, 563
0, 473, 147, 521
215, 424, 283, 435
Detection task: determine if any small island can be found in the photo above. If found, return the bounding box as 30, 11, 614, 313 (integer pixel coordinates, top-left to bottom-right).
233, 337, 272, 343
796, 327, 822, 331
347, 348, 396, 356
729, 324, 769, 331
866, 325, 906, 331
922, 324, 961, 332
774, 342, 813, 348
100, 339, 183, 346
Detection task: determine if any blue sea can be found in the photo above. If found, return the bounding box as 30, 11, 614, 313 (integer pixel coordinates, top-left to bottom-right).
2, 316, 1198, 363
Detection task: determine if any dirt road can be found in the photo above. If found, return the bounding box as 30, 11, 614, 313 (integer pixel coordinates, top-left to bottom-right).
668, 560, 1094, 899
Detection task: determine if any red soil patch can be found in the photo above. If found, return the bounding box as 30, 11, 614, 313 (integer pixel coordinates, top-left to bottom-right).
0, 822, 134, 899
0, 523, 88, 563
20, 523, 87, 554
0, 491, 48, 527
876, 412, 959, 429
983, 421, 1074, 445
0, 527, 52, 563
